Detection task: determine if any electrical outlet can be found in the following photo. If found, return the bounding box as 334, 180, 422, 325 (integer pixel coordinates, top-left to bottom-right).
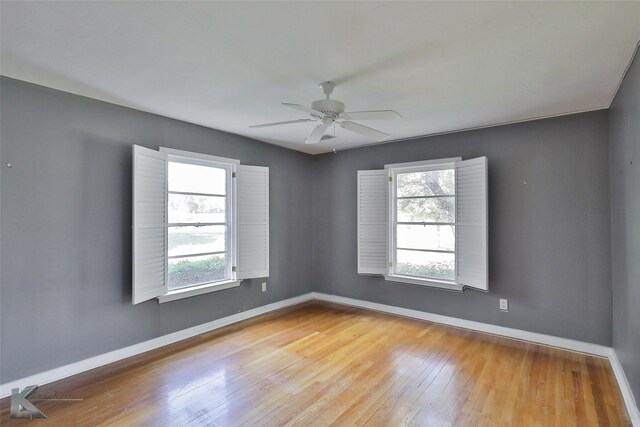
499, 299, 509, 312
261, 282, 267, 292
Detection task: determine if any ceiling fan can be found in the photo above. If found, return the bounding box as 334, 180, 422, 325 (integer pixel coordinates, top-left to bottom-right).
249, 81, 402, 144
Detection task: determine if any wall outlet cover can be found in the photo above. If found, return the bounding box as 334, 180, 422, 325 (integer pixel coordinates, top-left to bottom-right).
500, 299, 509, 312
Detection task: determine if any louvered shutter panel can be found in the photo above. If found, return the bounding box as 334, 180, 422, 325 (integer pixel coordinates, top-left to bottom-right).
455, 157, 488, 291
132, 145, 167, 304
357, 170, 388, 275
236, 165, 269, 279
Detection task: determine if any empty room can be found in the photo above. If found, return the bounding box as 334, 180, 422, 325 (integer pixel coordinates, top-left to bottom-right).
1, 1, 639, 425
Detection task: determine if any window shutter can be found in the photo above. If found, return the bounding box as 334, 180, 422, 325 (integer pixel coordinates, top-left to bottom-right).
236, 165, 269, 279
132, 145, 167, 304
357, 170, 388, 275
455, 156, 488, 291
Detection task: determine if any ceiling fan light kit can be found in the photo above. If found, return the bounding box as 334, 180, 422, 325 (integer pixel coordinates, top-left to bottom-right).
250, 81, 402, 145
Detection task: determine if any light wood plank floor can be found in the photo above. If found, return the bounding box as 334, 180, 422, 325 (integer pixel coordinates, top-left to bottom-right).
0, 302, 630, 426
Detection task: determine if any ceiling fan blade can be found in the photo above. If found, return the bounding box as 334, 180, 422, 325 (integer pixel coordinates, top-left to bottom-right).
282, 103, 326, 119
305, 121, 331, 144
249, 118, 314, 129
340, 110, 402, 120
340, 121, 390, 142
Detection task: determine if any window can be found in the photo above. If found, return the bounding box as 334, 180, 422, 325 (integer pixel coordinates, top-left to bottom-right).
390, 162, 456, 282
167, 158, 233, 290
357, 157, 488, 292
132, 146, 269, 304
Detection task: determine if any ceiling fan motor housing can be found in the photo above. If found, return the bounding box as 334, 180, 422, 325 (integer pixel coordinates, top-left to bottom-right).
311, 99, 345, 119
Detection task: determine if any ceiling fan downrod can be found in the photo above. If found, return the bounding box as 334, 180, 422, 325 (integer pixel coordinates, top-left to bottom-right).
320, 81, 336, 99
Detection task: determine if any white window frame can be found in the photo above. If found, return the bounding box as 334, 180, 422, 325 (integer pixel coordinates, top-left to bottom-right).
133, 146, 270, 304
158, 148, 242, 302
385, 157, 464, 292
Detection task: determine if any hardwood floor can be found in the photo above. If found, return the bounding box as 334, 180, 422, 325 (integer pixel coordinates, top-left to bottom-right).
0, 302, 630, 426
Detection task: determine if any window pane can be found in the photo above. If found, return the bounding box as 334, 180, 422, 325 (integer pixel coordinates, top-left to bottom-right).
396, 249, 455, 280
168, 254, 227, 289
397, 224, 455, 251
169, 194, 225, 224
168, 162, 226, 195
397, 197, 454, 223
397, 169, 454, 197
168, 226, 226, 257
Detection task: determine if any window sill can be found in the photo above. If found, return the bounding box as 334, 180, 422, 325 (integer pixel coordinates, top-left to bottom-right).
384, 275, 464, 292
158, 280, 242, 303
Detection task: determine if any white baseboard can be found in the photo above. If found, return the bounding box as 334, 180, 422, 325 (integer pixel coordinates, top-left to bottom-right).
3, 290, 637, 425
609, 349, 640, 426
311, 292, 611, 356
0, 293, 314, 398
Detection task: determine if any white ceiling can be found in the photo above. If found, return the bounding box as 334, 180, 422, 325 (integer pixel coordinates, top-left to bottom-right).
1, 2, 639, 154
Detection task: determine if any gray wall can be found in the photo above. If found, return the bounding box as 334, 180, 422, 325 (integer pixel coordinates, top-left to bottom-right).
0, 75, 618, 386
610, 47, 640, 403
0, 77, 314, 382
312, 111, 612, 345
